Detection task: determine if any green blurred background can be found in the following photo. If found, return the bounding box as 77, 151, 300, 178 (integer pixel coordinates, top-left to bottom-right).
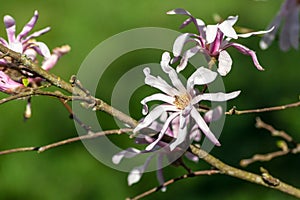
0, 0, 299, 199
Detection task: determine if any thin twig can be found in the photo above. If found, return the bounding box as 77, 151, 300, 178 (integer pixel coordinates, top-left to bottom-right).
189, 145, 300, 199
0, 128, 132, 155
226, 101, 300, 115
127, 170, 220, 200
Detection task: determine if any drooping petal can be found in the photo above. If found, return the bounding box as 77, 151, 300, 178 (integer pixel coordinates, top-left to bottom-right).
172, 33, 195, 57
3, 15, 16, 44
192, 91, 241, 104
145, 112, 179, 151
112, 148, 141, 164
17, 10, 39, 41
224, 42, 265, 71
204, 106, 223, 122
217, 50, 232, 76
143, 67, 178, 96
176, 45, 201, 73
128, 155, 153, 186
190, 107, 220, 146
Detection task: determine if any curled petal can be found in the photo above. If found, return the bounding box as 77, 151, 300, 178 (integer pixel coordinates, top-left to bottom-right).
187, 67, 217, 91
172, 33, 195, 57
32, 41, 51, 58
217, 50, 232, 76
112, 148, 141, 164
141, 93, 174, 115
176, 46, 200, 73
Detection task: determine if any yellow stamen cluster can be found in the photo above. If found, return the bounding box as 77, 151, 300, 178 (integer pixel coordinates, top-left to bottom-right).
174, 94, 190, 110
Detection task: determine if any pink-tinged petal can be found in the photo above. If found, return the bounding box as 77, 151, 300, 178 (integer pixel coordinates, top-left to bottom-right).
169, 123, 187, 151
217, 50, 232, 76
260, 15, 282, 50
23, 26, 51, 42
225, 42, 265, 71
143, 67, 178, 96
189, 123, 201, 142
160, 52, 186, 92
204, 106, 223, 122
187, 67, 217, 91
179, 17, 193, 29
185, 151, 199, 162
172, 33, 195, 57
219, 18, 238, 39
238, 27, 274, 38
24, 48, 37, 60
128, 155, 153, 186
190, 107, 220, 146
32, 41, 51, 58
0, 71, 23, 93
209, 31, 223, 55
206, 25, 218, 44
176, 46, 200, 73
141, 93, 175, 114
17, 10, 39, 41
166, 8, 192, 16
0, 37, 8, 46
4, 15, 16, 44
287, 7, 299, 50
41, 45, 71, 70
146, 112, 180, 151
112, 148, 141, 164
192, 91, 241, 104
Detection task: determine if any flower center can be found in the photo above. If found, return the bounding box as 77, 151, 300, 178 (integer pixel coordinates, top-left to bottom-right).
174, 94, 190, 110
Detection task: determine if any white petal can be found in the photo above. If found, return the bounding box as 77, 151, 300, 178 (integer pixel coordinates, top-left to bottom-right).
112, 148, 141, 164
169, 125, 188, 151
176, 45, 200, 73
141, 93, 174, 115
206, 25, 218, 43
172, 33, 195, 57
34, 41, 51, 58
219, 19, 238, 39
238, 26, 274, 38
187, 67, 217, 90
217, 50, 232, 76
192, 91, 241, 103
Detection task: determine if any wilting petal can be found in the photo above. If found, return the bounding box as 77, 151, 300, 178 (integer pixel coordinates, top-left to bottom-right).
17, 10, 39, 41
225, 42, 264, 71
112, 148, 141, 164
4, 15, 16, 44
190, 108, 220, 146
217, 50, 232, 76
192, 91, 241, 104
204, 106, 223, 122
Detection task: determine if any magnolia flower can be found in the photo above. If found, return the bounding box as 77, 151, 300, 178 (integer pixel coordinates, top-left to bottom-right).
167, 8, 272, 76
133, 52, 240, 151
0, 10, 51, 60
260, 0, 300, 51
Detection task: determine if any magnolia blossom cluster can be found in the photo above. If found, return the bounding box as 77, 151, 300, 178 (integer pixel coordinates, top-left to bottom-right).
260, 0, 300, 51
0, 10, 70, 94
113, 9, 276, 187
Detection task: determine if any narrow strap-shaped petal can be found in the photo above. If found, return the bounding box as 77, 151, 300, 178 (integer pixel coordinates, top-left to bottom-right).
30, 41, 51, 58
112, 148, 141, 164
238, 26, 274, 38
143, 67, 178, 96
145, 112, 180, 151
190, 107, 220, 146
156, 154, 166, 192
169, 122, 188, 151
0, 37, 8, 46
3, 15, 16, 44
17, 10, 39, 41
141, 93, 175, 115
128, 155, 154, 186
191, 91, 240, 104
160, 52, 186, 93
23, 27, 51, 43
224, 42, 265, 71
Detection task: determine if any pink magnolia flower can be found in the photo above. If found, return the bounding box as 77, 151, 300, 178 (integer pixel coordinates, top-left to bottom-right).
260, 0, 300, 51
0, 71, 23, 93
0, 10, 51, 60
133, 52, 240, 151
167, 8, 272, 76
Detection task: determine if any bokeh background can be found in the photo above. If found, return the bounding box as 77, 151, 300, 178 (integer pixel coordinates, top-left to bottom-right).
0, 0, 299, 199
